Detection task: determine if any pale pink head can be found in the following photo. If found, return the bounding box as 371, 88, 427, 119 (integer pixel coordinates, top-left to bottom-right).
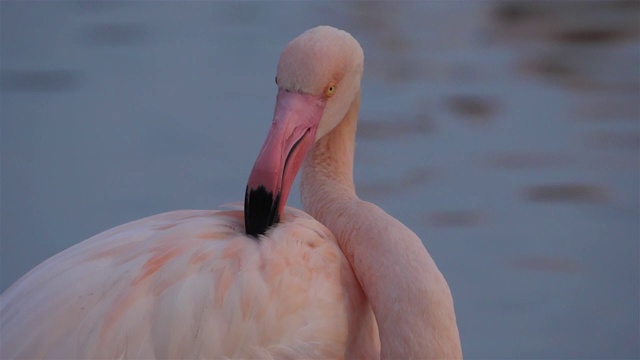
244, 26, 364, 236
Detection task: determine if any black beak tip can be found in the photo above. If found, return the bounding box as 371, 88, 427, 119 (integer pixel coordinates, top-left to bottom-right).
244, 186, 281, 238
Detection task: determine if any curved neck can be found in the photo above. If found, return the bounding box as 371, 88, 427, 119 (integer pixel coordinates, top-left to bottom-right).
301, 92, 463, 359
301, 91, 359, 205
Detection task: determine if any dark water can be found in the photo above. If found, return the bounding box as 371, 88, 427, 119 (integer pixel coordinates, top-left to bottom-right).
1, 1, 638, 358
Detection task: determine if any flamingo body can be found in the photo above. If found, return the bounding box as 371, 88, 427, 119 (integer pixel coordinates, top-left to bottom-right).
1, 207, 378, 359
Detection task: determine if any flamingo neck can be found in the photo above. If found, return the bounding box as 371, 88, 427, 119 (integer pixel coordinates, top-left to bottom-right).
301, 91, 359, 205
301, 92, 463, 359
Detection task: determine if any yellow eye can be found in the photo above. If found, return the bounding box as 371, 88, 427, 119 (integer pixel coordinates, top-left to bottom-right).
325, 81, 337, 97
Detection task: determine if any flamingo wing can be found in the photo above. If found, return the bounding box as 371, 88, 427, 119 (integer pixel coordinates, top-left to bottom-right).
1, 208, 378, 359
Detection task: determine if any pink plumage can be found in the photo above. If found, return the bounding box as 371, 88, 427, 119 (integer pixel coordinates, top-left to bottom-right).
2, 207, 378, 358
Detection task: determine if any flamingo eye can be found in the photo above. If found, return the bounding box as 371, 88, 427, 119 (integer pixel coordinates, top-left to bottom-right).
325, 81, 337, 97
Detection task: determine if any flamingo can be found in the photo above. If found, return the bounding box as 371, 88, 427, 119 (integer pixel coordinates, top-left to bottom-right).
0, 26, 462, 359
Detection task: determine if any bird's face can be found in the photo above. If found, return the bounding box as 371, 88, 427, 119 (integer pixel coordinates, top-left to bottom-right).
244, 26, 364, 237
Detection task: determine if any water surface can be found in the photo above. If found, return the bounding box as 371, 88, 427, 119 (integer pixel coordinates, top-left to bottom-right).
1, 1, 638, 358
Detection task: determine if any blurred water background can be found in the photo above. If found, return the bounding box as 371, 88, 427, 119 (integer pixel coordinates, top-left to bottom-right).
1, 1, 638, 358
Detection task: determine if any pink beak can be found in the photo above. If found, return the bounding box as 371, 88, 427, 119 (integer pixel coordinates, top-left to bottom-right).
244, 89, 326, 236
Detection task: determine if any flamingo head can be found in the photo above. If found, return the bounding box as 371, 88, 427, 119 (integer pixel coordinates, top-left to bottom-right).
244, 26, 364, 237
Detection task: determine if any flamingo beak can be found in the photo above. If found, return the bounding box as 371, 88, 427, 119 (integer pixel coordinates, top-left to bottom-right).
245, 89, 326, 237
